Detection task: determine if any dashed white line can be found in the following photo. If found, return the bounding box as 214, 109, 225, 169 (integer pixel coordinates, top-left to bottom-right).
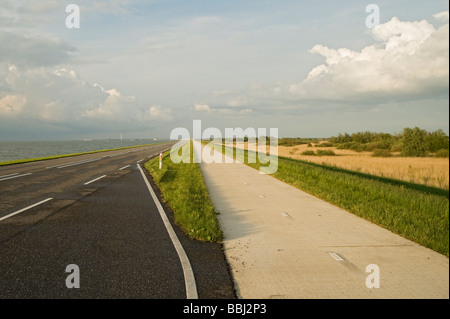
0, 173, 19, 179
137, 159, 144, 163
84, 175, 107, 185
46, 158, 99, 169
57, 158, 100, 169
0, 173, 32, 182
328, 252, 345, 261
0, 198, 53, 222
119, 165, 131, 170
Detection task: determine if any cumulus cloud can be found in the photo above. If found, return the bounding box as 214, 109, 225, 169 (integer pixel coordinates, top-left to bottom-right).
194, 103, 212, 112
0, 95, 27, 116
0, 22, 173, 135
227, 97, 248, 107
146, 105, 173, 121
0, 64, 173, 131
433, 11, 449, 23
81, 84, 136, 120
208, 11, 449, 116
289, 13, 449, 101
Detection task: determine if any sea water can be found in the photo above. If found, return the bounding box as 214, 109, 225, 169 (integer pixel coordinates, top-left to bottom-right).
0, 139, 165, 162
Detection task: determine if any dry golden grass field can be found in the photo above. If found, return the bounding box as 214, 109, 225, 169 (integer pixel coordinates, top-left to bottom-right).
239, 142, 449, 190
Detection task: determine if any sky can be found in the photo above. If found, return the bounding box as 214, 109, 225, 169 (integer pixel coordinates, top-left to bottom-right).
0, 0, 448, 141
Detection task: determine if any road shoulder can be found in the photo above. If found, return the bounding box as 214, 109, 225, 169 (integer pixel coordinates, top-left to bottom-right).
140, 164, 237, 299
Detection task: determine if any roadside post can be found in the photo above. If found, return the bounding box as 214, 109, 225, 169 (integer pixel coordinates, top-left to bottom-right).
159, 153, 163, 169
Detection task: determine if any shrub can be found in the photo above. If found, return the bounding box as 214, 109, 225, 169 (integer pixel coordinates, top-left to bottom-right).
278, 138, 309, 146
335, 142, 365, 152
372, 149, 393, 157
301, 150, 316, 156
366, 140, 392, 151
390, 141, 403, 153
316, 149, 336, 156
434, 149, 449, 158
346, 142, 367, 152
316, 142, 334, 147
427, 129, 449, 152
401, 127, 428, 157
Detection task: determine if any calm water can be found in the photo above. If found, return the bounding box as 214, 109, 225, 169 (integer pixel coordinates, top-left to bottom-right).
0, 139, 166, 162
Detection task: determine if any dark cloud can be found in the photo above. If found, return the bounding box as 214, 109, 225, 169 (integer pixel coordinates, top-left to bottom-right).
0, 30, 77, 68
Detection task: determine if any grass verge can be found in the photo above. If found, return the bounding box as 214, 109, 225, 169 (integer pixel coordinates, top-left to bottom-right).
0, 143, 164, 166
216, 143, 449, 256
144, 141, 223, 243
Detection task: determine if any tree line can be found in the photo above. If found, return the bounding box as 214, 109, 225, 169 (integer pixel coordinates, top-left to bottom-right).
328, 127, 449, 157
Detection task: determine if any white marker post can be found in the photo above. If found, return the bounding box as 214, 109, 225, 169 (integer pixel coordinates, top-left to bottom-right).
159, 153, 163, 169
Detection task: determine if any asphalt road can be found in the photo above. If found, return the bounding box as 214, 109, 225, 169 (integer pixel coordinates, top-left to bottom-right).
0, 143, 235, 299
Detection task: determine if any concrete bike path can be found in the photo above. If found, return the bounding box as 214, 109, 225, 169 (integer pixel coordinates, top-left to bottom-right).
193, 141, 449, 299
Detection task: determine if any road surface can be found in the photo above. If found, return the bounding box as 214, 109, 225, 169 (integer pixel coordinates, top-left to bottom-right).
0, 143, 235, 299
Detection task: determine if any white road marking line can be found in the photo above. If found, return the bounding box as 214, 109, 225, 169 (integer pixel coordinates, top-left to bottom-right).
57, 158, 100, 169
119, 165, 131, 170
46, 159, 94, 169
46, 158, 99, 169
328, 252, 345, 261
0, 173, 19, 179
0, 173, 32, 182
137, 164, 198, 299
0, 198, 53, 222
137, 159, 143, 163
84, 175, 107, 185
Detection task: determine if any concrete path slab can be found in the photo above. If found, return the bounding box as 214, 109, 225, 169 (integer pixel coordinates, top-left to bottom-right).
194, 141, 449, 299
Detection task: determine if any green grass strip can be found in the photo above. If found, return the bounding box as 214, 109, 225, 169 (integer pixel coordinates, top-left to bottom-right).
0, 143, 166, 167
145, 142, 223, 243
217, 144, 449, 256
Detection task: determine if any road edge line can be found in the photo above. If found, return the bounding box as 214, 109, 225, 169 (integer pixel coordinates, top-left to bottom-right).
137, 164, 198, 300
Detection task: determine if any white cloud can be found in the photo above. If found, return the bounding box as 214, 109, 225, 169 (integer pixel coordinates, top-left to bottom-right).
194, 103, 212, 112
146, 105, 173, 122
0, 23, 176, 133
53, 68, 79, 79
227, 97, 248, 107
289, 13, 449, 101
81, 87, 136, 120
0, 63, 175, 130
0, 95, 27, 116
192, 11, 449, 125
434, 11, 449, 23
